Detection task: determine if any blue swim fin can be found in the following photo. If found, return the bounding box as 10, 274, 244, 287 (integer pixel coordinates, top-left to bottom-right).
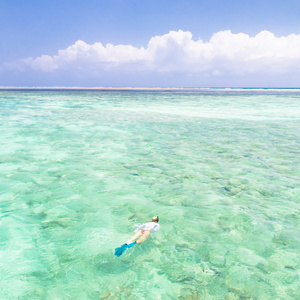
114, 244, 128, 257
114, 242, 137, 257
127, 241, 137, 248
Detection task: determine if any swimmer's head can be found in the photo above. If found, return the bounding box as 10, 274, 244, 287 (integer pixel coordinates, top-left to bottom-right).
152, 216, 159, 223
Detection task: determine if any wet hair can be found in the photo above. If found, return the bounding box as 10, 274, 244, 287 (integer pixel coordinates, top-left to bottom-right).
153, 215, 159, 223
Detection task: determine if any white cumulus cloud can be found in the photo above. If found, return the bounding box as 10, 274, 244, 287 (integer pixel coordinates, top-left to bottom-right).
6, 30, 300, 77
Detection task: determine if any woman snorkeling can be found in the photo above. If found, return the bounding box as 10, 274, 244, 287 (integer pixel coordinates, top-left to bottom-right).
114, 216, 159, 257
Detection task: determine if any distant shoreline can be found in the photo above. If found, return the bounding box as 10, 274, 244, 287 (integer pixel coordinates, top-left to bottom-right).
1, 87, 300, 92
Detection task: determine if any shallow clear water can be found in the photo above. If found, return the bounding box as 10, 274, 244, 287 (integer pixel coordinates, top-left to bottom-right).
0, 90, 299, 299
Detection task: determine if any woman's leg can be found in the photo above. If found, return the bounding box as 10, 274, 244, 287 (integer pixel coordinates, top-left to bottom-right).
136, 230, 151, 243
126, 230, 142, 244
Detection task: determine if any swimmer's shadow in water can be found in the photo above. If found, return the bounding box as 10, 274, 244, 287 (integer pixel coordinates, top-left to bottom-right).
97, 242, 154, 275
95, 252, 133, 276
95, 244, 151, 275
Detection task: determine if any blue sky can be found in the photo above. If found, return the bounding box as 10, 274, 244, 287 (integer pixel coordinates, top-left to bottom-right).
1, 0, 300, 87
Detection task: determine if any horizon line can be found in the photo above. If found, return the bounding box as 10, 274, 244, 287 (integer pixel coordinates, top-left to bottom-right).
1, 86, 300, 92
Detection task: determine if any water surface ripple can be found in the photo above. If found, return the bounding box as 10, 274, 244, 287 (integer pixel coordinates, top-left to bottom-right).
0, 90, 299, 299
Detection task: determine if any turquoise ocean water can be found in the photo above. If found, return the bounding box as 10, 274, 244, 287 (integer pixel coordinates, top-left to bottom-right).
0, 89, 299, 299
